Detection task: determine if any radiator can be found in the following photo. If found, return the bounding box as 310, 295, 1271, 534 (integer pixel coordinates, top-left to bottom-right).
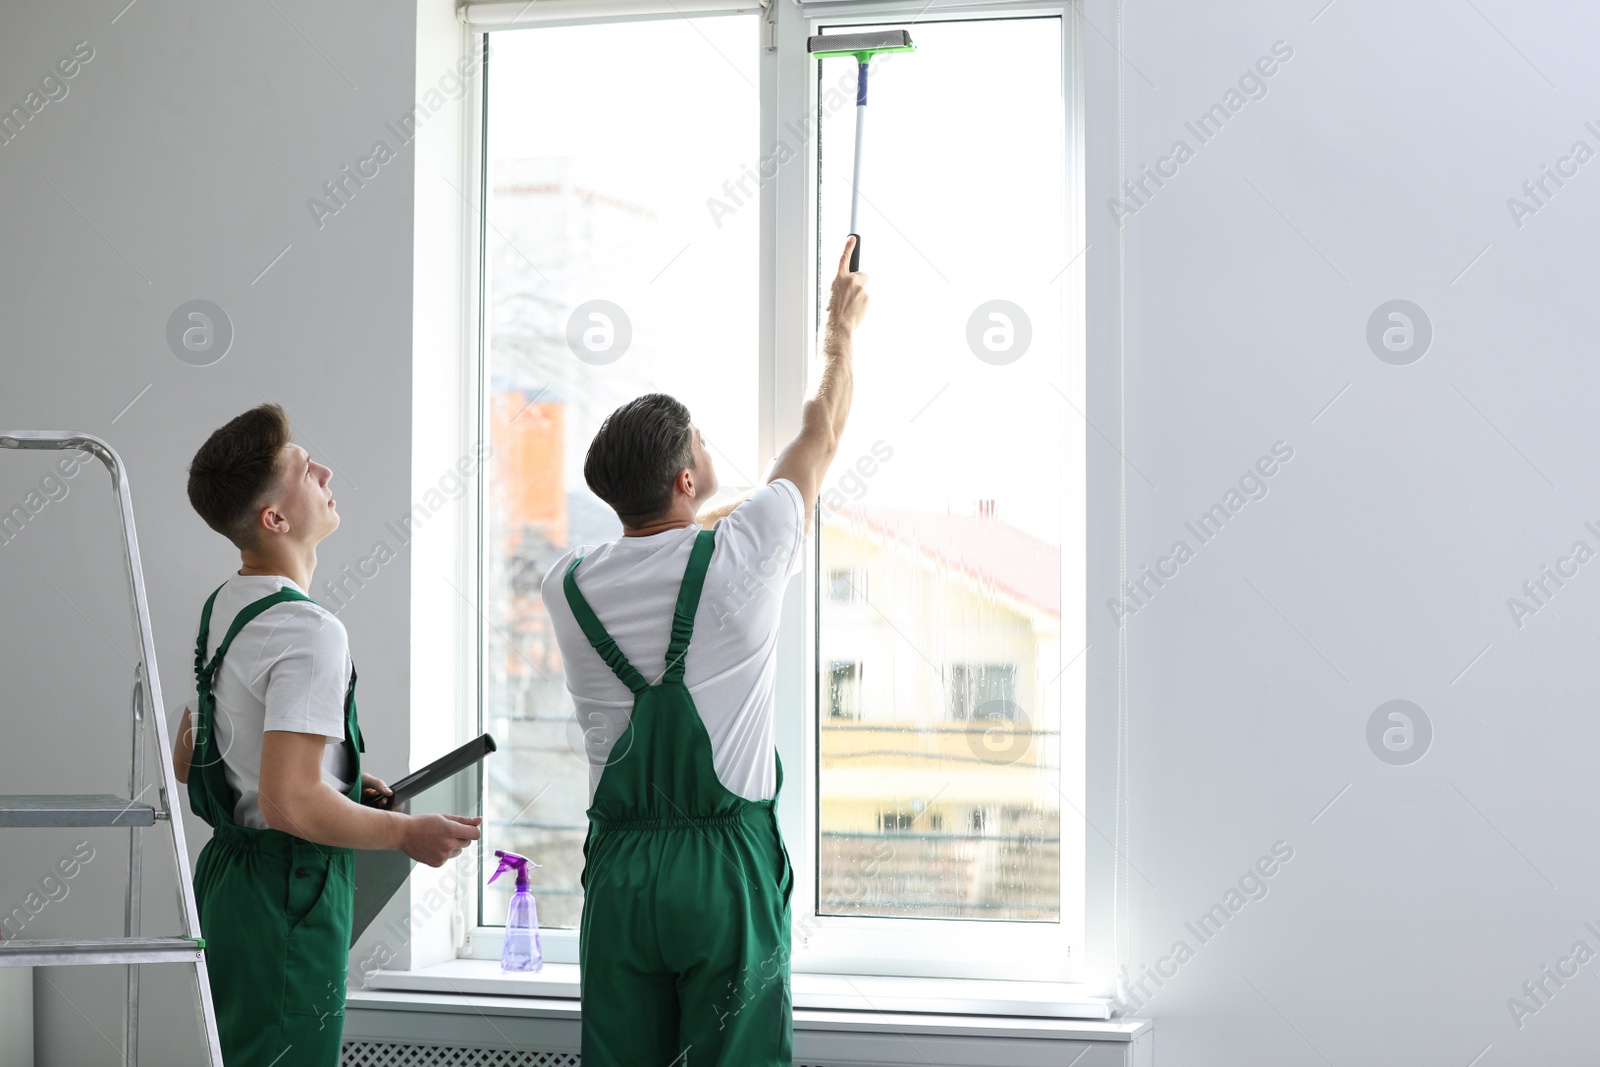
343, 1048, 580, 1067
342, 1048, 833, 1067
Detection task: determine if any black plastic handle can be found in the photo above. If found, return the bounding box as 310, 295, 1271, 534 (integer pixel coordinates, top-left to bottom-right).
363, 732, 498, 809
848, 232, 861, 272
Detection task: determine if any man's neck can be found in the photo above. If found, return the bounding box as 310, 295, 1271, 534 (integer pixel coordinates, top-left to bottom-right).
622, 505, 699, 537
623, 519, 694, 537
627, 515, 697, 534
237, 545, 318, 593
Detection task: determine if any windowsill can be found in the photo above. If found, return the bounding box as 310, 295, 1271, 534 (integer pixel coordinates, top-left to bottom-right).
359, 959, 1124, 1023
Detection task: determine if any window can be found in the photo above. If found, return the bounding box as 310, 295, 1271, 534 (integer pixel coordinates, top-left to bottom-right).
949, 662, 1020, 721
826, 660, 861, 719
806, 11, 1083, 972
878, 809, 917, 833
471, 2, 1085, 984
477, 15, 760, 934
827, 566, 866, 603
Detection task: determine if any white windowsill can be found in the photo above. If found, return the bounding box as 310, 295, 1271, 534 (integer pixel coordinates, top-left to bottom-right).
347, 989, 1152, 1049
359, 959, 1123, 1023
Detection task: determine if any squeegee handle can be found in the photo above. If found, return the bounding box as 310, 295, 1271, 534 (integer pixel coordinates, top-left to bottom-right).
847, 58, 867, 273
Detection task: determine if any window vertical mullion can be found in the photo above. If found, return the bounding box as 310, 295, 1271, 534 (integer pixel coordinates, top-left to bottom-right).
769, 0, 820, 949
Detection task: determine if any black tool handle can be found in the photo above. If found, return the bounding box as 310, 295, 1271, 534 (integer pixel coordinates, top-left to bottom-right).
848, 232, 861, 272
364, 732, 498, 809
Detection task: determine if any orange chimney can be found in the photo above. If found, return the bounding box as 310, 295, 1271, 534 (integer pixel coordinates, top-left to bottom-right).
491, 393, 567, 551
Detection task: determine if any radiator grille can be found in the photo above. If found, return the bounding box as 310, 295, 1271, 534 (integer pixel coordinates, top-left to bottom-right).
342, 1044, 831, 1067
343, 1045, 579, 1067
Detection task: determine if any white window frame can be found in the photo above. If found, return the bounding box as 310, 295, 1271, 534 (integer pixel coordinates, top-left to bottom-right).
459, 0, 1090, 986
780, 0, 1086, 984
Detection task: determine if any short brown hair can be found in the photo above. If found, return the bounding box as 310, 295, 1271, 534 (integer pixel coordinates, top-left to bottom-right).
187, 404, 292, 549
584, 393, 695, 527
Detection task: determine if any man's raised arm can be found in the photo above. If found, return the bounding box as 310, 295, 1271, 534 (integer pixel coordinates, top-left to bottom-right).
768, 236, 870, 532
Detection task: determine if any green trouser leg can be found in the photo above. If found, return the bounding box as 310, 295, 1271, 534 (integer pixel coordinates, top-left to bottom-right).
565, 528, 795, 1067
195, 831, 354, 1067
581, 812, 793, 1066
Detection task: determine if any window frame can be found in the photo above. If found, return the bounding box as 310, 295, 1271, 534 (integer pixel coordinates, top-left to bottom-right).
787, 0, 1085, 983
463, 0, 1089, 985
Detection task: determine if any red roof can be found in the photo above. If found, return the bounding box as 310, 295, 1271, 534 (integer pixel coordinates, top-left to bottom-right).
836, 504, 1062, 617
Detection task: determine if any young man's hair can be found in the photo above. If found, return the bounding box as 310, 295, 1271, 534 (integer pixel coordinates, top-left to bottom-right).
584, 393, 695, 527
187, 403, 293, 550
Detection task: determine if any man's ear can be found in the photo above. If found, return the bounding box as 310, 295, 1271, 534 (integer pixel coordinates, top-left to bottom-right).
259, 503, 290, 537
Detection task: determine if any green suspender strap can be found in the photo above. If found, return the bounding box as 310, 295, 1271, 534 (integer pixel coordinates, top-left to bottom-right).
188, 583, 363, 830
663, 529, 715, 685
562, 529, 717, 693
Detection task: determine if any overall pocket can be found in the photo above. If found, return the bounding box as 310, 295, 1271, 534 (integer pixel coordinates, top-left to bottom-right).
282, 847, 354, 1019
773, 822, 794, 910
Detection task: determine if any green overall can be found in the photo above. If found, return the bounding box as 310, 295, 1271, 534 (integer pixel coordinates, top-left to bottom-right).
187, 584, 363, 1067
566, 527, 795, 1067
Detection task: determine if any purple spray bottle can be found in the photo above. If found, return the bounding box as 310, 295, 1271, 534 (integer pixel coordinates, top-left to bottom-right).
488, 850, 543, 973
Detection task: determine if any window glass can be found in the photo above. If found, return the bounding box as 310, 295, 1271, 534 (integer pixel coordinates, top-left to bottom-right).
481, 16, 760, 928
814, 16, 1071, 923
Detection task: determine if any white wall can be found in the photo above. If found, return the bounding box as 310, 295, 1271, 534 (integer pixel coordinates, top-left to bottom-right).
0, 1, 421, 1062
1083, 0, 1600, 1062
0, 968, 31, 1066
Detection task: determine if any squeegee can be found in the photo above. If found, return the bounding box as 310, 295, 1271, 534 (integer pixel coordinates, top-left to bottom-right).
807, 29, 916, 272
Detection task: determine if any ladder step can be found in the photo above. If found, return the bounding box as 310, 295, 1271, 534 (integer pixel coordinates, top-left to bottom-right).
0, 937, 203, 968
0, 794, 158, 828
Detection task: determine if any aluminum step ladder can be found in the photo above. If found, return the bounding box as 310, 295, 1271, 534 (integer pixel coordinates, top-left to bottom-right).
0, 430, 223, 1066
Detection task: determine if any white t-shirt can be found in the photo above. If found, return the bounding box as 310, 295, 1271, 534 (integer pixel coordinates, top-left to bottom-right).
185, 574, 356, 830
540, 478, 807, 804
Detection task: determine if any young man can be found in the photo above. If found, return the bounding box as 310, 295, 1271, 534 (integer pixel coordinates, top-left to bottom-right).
173, 404, 482, 1067
540, 237, 869, 1066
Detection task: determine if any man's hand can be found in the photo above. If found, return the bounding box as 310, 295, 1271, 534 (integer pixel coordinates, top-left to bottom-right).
696, 490, 753, 528
398, 814, 483, 867
826, 236, 869, 339
173, 705, 195, 785
361, 772, 394, 808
